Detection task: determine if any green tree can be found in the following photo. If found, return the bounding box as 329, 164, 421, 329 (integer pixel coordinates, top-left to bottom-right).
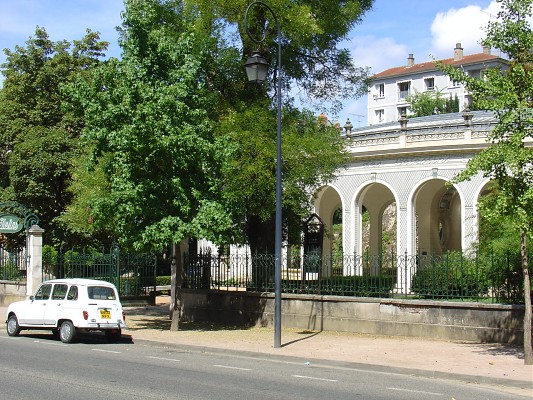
193, 0, 371, 254
406, 89, 446, 117
0, 27, 108, 247
65, 0, 233, 330
65, 0, 229, 252
477, 182, 528, 254
440, 0, 533, 364
217, 105, 348, 256
193, 0, 372, 112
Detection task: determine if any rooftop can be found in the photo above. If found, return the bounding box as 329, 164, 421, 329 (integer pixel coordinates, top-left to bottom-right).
372, 44, 508, 80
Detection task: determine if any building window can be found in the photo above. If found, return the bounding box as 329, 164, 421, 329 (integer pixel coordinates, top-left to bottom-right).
376, 83, 385, 97
398, 81, 410, 100
468, 69, 482, 79
397, 106, 409, 119
375, 109, 385, 123
424, 77, 435, 91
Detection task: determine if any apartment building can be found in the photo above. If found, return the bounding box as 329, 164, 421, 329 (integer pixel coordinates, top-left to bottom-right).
368, 43, 508, 125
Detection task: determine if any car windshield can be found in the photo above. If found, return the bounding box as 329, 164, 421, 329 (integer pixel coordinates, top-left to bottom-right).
87, 286, 116, 300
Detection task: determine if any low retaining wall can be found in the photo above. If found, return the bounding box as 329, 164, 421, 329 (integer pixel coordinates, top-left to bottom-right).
0, 281, 26, 306
181, 290, 527, 345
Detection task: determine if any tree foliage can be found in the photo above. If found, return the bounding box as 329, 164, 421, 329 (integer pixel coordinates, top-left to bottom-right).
407, 89, 460, 117
0, 27, 108, 246
2, 0, 372, 261
65, 0, 230, 252
192, 0, 373, 113
217, 105, 348, 254
440, 0, 533, 364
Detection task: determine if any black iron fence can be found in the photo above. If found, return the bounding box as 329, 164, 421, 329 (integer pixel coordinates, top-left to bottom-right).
185, 252, 529, 304
0, 246, 27, 282
42, 246, 157, 299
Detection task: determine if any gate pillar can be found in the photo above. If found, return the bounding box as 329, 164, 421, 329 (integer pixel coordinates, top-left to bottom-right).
27, 225, 44, 296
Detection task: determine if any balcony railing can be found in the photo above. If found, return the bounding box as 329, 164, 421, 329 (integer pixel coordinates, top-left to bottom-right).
398, 90, 410, 100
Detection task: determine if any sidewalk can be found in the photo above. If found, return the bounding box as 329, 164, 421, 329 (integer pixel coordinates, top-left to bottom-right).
122, 302, 533, 398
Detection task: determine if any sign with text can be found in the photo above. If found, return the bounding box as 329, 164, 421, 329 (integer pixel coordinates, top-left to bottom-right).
0, 214, 23, 233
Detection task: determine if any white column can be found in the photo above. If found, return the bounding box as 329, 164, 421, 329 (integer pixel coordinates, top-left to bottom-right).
26, 225, 44, 297
462, 205, 477, 254
396, 205, 412, 294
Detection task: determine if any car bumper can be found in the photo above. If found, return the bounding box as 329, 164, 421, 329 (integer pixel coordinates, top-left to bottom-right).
79, 322, 127, 330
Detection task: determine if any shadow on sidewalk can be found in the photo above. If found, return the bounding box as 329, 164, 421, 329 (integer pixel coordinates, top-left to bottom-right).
282, 330, 322, 348
126, 307, 255, 332
468, 342, 525, 360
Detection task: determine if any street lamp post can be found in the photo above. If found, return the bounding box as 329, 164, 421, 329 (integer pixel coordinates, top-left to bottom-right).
244, 1, 282, 349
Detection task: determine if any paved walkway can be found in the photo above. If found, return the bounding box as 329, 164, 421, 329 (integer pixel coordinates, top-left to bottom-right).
122, 303, 533, 398
2, 302, 532, 397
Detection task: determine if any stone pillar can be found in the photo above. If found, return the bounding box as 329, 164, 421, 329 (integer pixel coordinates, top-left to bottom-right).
396, 205, 411, 294
350, 206, 364, 276
26, 225, 44, 297
462, 205, 478, 253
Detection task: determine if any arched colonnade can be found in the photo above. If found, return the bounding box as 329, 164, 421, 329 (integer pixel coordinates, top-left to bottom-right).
313, 111, 498, 292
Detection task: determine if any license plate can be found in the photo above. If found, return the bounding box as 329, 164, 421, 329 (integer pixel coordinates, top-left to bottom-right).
100, 309, 111, 319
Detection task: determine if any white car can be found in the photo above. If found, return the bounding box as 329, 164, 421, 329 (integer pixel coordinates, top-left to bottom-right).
5, 278, 127, 343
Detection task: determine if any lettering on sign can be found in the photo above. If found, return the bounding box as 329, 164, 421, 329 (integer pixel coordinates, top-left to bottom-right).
0, 215, 23, 233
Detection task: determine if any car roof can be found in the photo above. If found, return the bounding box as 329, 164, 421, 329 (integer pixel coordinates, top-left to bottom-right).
42, 278, 116, 287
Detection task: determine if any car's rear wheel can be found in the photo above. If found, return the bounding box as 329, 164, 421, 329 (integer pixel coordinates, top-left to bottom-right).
59, 321, 76, 343
105, 329, 121, 342
7, 315, 21, 337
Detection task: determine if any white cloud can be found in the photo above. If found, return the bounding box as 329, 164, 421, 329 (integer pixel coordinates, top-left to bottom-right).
430, 1, 501, 57
347, 36, 407, 75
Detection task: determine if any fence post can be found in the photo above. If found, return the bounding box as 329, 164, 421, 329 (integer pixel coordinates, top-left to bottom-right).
26, 225, 44, 297
404, 251, 408, 297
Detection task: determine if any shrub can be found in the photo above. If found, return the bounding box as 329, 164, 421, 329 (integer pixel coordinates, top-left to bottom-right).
411, 252, 490, 299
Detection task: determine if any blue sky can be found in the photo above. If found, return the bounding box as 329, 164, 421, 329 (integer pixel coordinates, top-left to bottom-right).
0, 0, 504, 126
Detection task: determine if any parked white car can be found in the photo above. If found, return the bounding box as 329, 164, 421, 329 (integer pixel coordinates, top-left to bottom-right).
5, 278, 127, 343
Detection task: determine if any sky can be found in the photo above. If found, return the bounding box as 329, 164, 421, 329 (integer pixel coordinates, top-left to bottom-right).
0, 0, 508, 126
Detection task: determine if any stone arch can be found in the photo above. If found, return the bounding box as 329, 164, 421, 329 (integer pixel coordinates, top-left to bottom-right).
353, 180, 398, 261
472, 178, 498, 250
409, 178, 463, 255
314, 185, 343, 259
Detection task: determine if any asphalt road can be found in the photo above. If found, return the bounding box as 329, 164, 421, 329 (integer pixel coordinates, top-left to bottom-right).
0, 331, 528, 400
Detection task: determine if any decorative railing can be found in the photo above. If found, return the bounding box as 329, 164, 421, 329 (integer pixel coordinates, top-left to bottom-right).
0, 246, 27, 282
42, 246, 157, 298
184, 252, 529, 304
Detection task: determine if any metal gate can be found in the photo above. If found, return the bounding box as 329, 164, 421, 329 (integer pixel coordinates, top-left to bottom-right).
0, 201, 39, 281
43, 245, 157, 302
0, 246, 27, 281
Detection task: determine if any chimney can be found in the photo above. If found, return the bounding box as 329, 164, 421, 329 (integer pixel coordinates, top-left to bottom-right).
482, 45, 491, 55
407, 53, 415, 67
454, 43, 463, 60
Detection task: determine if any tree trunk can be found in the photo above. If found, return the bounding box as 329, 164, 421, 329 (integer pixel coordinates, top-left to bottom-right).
521, 229, 532, 365
170, 241, 184, 331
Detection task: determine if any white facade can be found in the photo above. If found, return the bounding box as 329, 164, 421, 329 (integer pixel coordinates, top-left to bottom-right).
367, 44, 508, 125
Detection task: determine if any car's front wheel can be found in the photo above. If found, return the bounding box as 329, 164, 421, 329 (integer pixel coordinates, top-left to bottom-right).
59, 321, 76, 343
6, 315, 21, 337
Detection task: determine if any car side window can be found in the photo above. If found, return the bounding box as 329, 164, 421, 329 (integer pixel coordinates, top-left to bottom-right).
34, 284, 52, 300
52, 284, 68, 300
67, 285, 78, 301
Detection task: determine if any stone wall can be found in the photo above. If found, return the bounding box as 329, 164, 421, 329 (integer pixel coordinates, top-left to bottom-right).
181, 290, 526, 344
0, 281, 26, 305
